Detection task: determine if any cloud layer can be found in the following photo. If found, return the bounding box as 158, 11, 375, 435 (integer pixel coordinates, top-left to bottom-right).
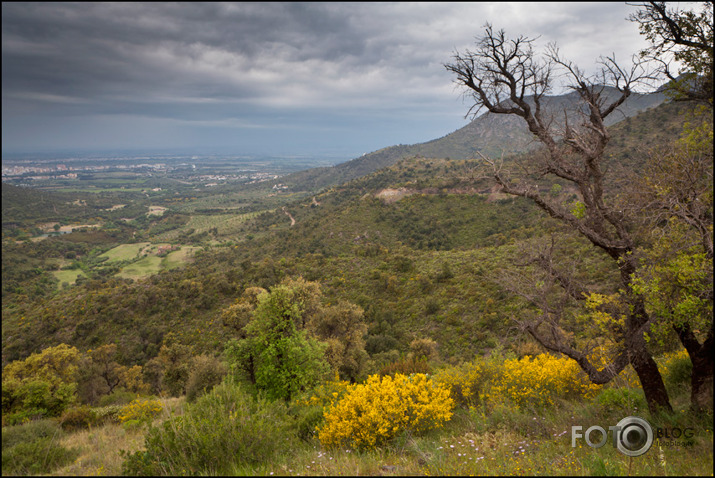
2, 2, 652, 155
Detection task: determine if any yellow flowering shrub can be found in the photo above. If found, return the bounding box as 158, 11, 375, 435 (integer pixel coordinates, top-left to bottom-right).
488, 354, 601, 408
658, 349, 690, 374
435, 353, 602, 411
432, 359, 496, 407
117, 397, 163, 425
295, 373, 352, 408
317, 373, 454, 449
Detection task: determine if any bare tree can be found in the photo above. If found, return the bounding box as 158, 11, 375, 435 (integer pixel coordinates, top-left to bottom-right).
445, 24, 673, 413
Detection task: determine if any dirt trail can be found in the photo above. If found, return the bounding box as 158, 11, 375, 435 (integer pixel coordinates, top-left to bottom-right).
282, 207, 296, 226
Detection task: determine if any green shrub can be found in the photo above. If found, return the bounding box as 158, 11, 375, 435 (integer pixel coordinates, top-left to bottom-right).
121, 382, 295, 476
2, 420, 78, 475
3, 407, 49, 426
1, 419, 61, 451
2, 344, 80, 421
425, 299, 440, 315
379, 355, 431, 376
98, 389, 137, 407
59, 405, 98, 431
292, 404, 325, 442
2, 437, 78, 475
662, 350, 693, 392
94, 404, 124, 425
2, 378, 77, 423
596, 387, 647, 413
185, 355, 227, 403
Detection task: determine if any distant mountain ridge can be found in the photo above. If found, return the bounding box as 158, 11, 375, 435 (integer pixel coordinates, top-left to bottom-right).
282, 87, 666, 192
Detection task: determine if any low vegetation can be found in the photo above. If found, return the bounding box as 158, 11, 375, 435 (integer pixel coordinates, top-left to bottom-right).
2, 348, 710, 476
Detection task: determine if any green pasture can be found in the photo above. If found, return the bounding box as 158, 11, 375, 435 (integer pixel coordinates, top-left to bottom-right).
187, 212, 259, 235
162, 246, 201, 269
116, 245, 200, 280
52, 269, 86, 288
151, 212, 259, 242
117, 255, 163, 280
98, 243, 151, 263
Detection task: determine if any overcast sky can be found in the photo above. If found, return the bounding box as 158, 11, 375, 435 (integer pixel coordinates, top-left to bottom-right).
2, 2, 656, 159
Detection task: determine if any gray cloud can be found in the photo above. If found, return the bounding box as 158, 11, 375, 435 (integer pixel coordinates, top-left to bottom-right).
2, 2, 653, 154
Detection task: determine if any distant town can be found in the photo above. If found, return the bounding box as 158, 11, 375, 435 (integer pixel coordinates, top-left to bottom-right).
1, 152, 343, 186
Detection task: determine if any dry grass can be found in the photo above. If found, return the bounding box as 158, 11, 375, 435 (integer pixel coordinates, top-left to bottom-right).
52, 397, 184, 476
53, 423, 144, 476
40, 393, 712, 476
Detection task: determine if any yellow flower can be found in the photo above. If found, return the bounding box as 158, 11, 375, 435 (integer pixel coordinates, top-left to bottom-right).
317, 373, 453, 450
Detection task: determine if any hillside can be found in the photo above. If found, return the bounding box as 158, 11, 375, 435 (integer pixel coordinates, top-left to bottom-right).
279, 88, 665, 193
1, 97, 694, 366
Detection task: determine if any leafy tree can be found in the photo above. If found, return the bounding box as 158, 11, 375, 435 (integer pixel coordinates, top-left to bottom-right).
2, 344, 80, 420
221, 287, 266, 337
445, 24, 673, 412
409, 337, 440, 362
77, 344, 150, 404
148, 333, 195, 397
226, 278, 329, 401
88, 344, 126, 395
185, 354, 228, 402
307, 300, 369, 382
625, 2, 714, 411
3, 343, 80, 385
224, 277, 368, 400
629, 1, 713, 105
627, 118, 713, 411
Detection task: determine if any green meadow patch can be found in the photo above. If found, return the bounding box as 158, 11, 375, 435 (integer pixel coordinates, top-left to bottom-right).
162, 246, 200, 269
117, 255, 163, 280
114, 244, 200, 280
52, 269, 87, 289
151, 212, 260, 242
99, 243, 151, 263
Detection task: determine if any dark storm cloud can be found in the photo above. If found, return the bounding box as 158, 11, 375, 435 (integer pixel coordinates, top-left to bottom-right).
3, 2, 397, 112
2, 2, 652, 153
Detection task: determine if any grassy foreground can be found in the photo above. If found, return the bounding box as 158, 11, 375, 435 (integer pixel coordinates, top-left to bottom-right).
3, 381, 711, 477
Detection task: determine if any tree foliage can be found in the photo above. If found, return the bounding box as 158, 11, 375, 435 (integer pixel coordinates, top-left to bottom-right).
2, 344, 80, 422
225, 277, 368, 400
630, 1, 713, 105
626, 108, 713, 410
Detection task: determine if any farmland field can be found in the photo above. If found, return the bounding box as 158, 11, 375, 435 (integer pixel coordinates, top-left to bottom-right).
52, 269, 87, 288
151, 212, 260, 242
114, 244, 201, 279
98, 243, 151, 262
162, 246, 201, 269
117, 255, 163, 279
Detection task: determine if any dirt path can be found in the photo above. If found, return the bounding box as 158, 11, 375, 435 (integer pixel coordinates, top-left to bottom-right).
282, 207, 296, 226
